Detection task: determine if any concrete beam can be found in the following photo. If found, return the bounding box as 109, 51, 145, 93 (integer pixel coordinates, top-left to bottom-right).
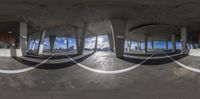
111, 18, 127, 58
19, 22, 28, 56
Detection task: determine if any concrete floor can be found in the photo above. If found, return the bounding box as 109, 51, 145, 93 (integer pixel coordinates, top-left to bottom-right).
0, 51, 200, 99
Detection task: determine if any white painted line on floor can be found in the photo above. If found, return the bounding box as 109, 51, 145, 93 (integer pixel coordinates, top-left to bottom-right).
66, 54, 154, 74
0, 55, 54, 74
163, 52, 200, 73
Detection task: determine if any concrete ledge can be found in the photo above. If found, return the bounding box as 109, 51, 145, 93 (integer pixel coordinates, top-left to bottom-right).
0, 49, 11, 57
0, 49, 22, 57
189, 49, 200, 56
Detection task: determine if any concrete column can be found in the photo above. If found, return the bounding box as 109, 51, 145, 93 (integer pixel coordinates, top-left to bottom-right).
137, 42, 141, 50
32, 39, 36, 51
37, 29, 46, 55
76, 22, 88, 55
192, 43, 195, 49
110, 18, 127, 58
20, 22, 28, 56
198, 32, 200, 48
27, 35, 30, 50
49, 35, 56, 52
75, 27, 80, 54
136, 42, 139, 50
144, 34, 148, 53
108, 34, 114, 52
166, 40, 169, 50
66, 36, 69, 51
181, 27, 188, 54
128, 40, 132, 51
188, 43, 191, 49
94, 34, 98, 51
151, 41, 154, 50
172, 34, 176, 52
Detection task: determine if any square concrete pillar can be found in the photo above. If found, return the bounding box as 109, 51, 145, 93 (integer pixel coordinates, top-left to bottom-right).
144, 34, 148, 53
108, 34, 114, 52
75, 27, 80, 54
110, 18, 127, 58
198, 32, 200, 48
37, 29, 46, 55
66, 36, 69, 50
127, 40, 132, 52
76, 22, 88, 55
181, 27, 188, 54
172, 34, 176, 52
31, 39, 36, 50
49, 35, 56, 52
137, 42, 142, 51
151, 41, 154, 50
20, 22, 28, 56
188, 43, 191, 49
94, 34, 98, 52
27, 35, 31, 50
166, 40, 169, 50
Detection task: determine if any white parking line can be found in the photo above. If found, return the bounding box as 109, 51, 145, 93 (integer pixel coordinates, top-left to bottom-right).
0, 55, 54, 74
66, 54, 154, 74
163, 52, 200, 73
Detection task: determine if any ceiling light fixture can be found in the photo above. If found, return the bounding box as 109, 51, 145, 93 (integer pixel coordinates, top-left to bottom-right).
8, 31, 13, 34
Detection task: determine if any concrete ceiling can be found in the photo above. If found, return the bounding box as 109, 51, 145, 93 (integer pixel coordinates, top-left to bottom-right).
0, 0, 200, 40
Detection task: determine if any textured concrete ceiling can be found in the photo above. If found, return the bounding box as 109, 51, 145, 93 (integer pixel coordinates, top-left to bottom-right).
0, 0, 200, 40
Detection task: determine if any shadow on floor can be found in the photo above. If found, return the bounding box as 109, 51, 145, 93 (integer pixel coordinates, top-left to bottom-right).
24, 54, 81, 60
122, 52, 188, 65
125, 50, 181, 57
12, 51, 187, 70
12, 52, 95, 70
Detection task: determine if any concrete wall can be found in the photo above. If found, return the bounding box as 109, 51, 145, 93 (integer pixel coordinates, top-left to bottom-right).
189, 49, 200, 56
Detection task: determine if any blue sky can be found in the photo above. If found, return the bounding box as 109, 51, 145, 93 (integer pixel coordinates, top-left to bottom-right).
29, 35, 183, 50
